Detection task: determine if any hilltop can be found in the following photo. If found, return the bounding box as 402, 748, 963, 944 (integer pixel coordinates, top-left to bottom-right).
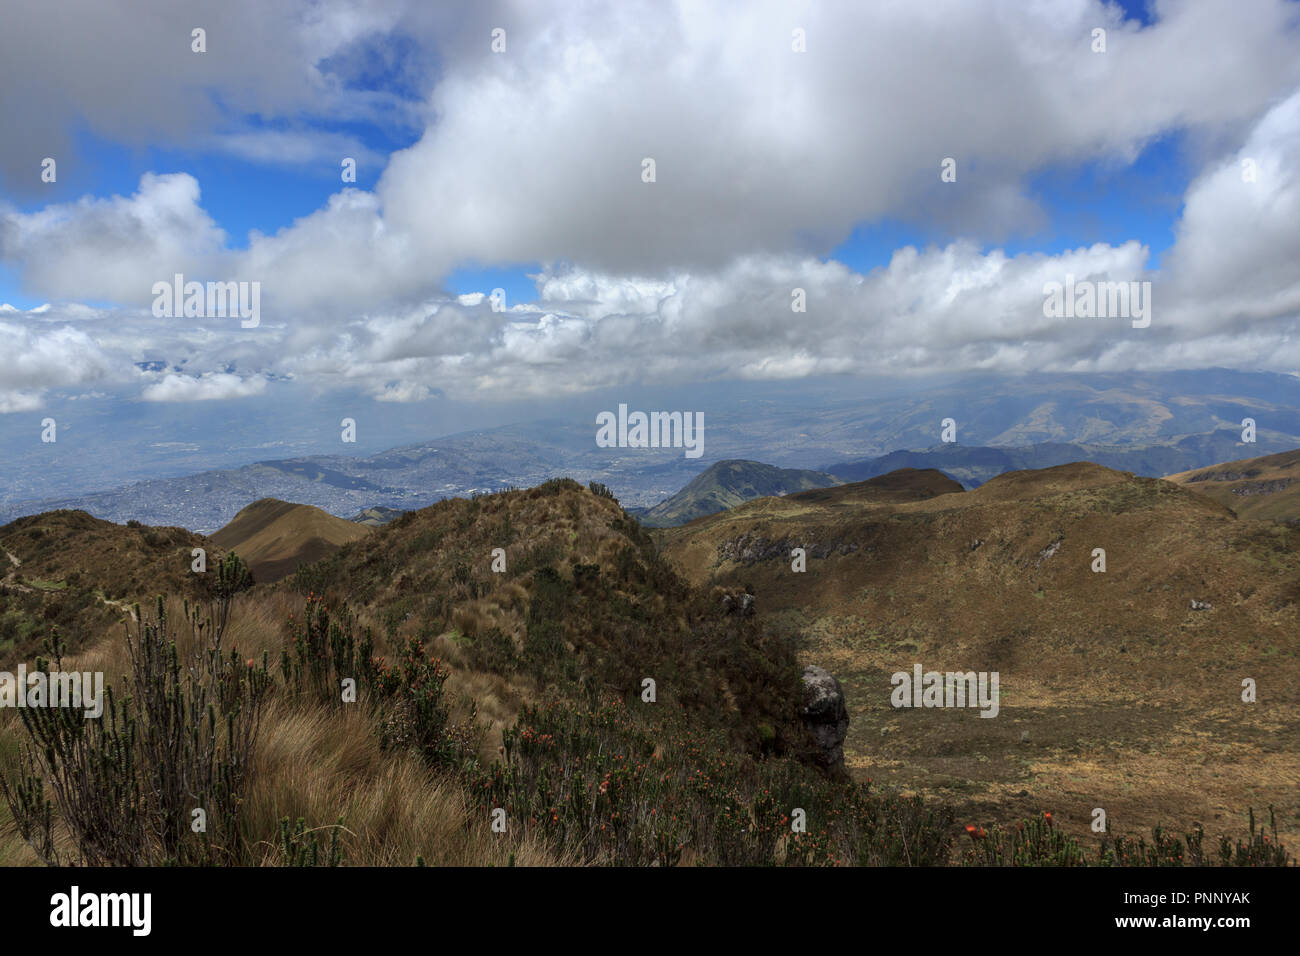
654, 462, 1300, 846
1165, 447, 1300, 523
290, 478, 817, 760
635, 459, 839, 527
210, 498, 371, 583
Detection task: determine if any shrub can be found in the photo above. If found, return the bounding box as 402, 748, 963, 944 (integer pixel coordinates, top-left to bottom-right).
1, 599, 272, 865
961, 812, 1087, 866
588, 482, 618, 503
464, 626, 517, 674
281, 596, 477, 773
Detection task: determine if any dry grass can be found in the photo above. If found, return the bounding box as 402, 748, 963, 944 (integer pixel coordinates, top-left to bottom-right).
0, 588, 564, 867
242, 698, 560, 866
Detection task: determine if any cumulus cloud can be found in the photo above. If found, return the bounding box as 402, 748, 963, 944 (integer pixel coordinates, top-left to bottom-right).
0, 173, 228, 305
376, 0, 1300, 276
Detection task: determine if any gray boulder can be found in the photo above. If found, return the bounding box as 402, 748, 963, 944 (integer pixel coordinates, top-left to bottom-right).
801, 665, 849, 768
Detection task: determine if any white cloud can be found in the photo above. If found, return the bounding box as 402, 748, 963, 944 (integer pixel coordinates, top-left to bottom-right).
0, 318, 115, 391
0, 174, 228, 306
0, 0, 426, 193
141, 372, 268, 402
2, 0, 1300, 409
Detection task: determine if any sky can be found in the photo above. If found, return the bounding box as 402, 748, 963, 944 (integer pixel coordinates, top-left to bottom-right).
2, 0, 1299, 429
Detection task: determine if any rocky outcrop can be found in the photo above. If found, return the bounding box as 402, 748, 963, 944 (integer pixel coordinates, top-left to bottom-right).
718, 532, 860, 564
1232, 478, 1294, 497
800, 665, 849, 768
719, 590, 756, 617
1033, 537, 1063, 568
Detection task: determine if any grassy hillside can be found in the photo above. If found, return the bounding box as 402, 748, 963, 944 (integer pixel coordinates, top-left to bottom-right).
655, 463, 1300, 847
637, 459, 839, 527
0, 510, 214, 662
210, 498, 371, 583
290, 478, 814, 759
1165, 447, 1300, 523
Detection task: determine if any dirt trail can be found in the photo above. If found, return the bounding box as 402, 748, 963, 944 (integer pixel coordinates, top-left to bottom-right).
1, 547, 136, 620
1, 549, 32, 591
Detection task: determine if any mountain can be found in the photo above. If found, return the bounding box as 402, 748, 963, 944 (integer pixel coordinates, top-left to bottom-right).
209, 498, 371, 583
5, 472, 1294, 868
654, 462, 1300, 846
823, 431, 1283, 489
349, 505, 408, 527
1165, 447, 1300, 523
784, 468, 964, 506
635, 459, 839, 527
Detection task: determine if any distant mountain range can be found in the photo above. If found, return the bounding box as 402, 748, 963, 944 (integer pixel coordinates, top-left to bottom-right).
3, 369, 1299, 531
629, 436, 1298, 528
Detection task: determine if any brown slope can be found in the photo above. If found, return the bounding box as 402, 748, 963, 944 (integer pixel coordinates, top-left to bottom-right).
1165, 447, 1300, 522
653, 467, 966, 583
210, 498, 371, 583
0, 510, 214, 661
655, 460, 1300, 846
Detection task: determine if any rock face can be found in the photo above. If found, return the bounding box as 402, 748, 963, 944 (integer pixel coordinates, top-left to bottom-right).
800, 665, 849, 768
